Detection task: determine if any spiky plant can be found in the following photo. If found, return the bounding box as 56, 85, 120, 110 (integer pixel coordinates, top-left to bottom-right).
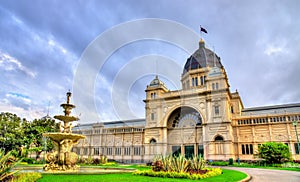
170, 154, 190, 173
190, 154, 206, 171
0, 150, 20, 181
161, 155, 172, 171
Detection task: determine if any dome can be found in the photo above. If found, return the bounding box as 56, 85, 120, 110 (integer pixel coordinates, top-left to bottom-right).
149, 75, 166, 87
183, 39, 223, 74
147, 75, 169, 91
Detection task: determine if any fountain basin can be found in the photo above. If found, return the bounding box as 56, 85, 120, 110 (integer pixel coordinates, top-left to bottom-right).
43, 133, 85, 143
54, 115, 78, 122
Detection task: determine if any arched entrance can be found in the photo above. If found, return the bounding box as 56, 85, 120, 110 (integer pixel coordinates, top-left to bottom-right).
167, 106, 204, 158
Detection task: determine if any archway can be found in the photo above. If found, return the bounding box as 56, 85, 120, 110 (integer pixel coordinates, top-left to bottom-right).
167, 106, 202, 128
214, 135, 224, 155
166, 106, 204, 158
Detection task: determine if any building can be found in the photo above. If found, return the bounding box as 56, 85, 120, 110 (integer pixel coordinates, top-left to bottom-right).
73, 39, 300, 163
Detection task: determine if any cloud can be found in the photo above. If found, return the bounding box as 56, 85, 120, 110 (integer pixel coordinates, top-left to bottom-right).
0, 50, 36, 77
0, 0, 300, 123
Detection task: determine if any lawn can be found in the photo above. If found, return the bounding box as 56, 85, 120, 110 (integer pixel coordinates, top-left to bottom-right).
37, 169, 247, 182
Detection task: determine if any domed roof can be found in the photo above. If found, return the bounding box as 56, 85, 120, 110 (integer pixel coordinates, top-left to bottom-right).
183, 39, 223, 74
149, 75, 166, 87
147, 75, 169, 91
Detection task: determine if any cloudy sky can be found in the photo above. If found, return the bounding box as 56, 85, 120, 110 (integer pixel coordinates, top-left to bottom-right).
0, 0, 300, 123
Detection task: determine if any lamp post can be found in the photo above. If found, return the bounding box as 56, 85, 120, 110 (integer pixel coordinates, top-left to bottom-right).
292, 121, 300, 154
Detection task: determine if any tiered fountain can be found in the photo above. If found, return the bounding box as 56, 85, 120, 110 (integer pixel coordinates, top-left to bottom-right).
43, 91, 85, 171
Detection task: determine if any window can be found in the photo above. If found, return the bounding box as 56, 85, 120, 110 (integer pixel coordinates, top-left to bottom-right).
215, 135, 224, 141
107, 147, 113, 155
212, 83, 215, 90
200, 76, 204, 85
134, 147, 141, 155
84, 148, 88, 155
195, 77, 198, 86
295, 143, 300, 154
241, 144, 253, 155
231, 106, 234, 113
242, 144, 245, 154
216, 83, 219, 89
151, 92, 157, 99
200, 76, 206, 85
151, 113, 155, 120
192, 78, 195, 86
172, 146, 181, 157
198, 145, 204, 156
124, 147, 131, 155
94, 147, 100, 155
214, 106, 220, 115
115, 147, 122, 155
150, 138, 156, 144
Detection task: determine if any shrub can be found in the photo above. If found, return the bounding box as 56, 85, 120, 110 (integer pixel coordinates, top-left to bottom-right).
78, 157, 86, 164
14, 172, 42, 182
101, 162, 117, 166
152, 160, 163, 172
93, 158, 100, 165
22, 158, 35, 164
258, 142, 292, 164
0, 150, 21, 182
210, 161, 228, 166
228, 158, 234, 165
190, 155, 206, 171
134, 167, 222, 180
99, 155, 108, 164
170, 155, 190, 173
281, 162, 300, 168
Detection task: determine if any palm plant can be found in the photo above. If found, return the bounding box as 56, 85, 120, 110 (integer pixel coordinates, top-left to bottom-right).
160, 155, 172, 171
190, 154, 206, 171
170, 154, 190, 173
0, 150, 20, 181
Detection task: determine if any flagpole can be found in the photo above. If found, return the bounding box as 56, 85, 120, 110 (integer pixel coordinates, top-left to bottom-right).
200, 25, 203, 40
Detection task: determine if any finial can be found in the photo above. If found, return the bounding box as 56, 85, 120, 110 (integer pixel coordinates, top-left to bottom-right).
199, 38, 205, 48
66, 90, 71, 104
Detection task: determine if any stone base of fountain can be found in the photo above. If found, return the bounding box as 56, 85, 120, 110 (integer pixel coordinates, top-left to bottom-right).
43, 133, 85, 171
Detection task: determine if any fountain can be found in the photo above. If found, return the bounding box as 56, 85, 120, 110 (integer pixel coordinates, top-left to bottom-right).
43, 91, 85, 171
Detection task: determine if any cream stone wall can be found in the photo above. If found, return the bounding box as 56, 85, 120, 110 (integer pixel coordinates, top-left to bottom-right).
72, 40, 300, 163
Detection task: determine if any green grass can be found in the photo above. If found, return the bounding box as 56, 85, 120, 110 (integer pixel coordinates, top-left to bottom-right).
37, 169, 247, 182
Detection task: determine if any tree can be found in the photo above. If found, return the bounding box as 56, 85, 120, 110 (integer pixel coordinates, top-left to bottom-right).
23, 117, 59, 159
0, 112, 59, 159
258, 142, 291, 164
0, 112, 26, 154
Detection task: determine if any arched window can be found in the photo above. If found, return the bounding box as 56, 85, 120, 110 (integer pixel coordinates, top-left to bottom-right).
150, 138, 157, 144
215, 135, 224, 141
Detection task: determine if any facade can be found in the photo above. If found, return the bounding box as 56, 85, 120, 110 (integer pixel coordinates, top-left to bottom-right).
73, 39, 300, 163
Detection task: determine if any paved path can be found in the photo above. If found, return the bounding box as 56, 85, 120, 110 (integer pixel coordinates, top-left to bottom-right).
223, 167, 300, 182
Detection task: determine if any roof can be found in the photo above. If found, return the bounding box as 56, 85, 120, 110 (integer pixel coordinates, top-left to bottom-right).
242, 103, 300, 116
73, 118, 146, 131
183, 40, 223, 74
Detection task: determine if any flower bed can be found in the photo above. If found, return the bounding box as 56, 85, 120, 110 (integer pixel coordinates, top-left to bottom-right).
133, 154, 222, 180
133, 167, 222, 180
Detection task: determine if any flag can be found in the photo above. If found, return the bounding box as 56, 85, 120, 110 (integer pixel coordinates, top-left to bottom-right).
200, 26, 208, 34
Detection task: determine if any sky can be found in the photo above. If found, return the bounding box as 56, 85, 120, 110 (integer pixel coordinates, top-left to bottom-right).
0, 0, 300, 123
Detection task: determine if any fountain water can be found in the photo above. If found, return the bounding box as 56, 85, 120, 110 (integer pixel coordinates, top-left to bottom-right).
43, 91, 85, 171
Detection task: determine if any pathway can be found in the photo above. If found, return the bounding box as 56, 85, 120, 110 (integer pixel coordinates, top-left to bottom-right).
223, 167, 300, 182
